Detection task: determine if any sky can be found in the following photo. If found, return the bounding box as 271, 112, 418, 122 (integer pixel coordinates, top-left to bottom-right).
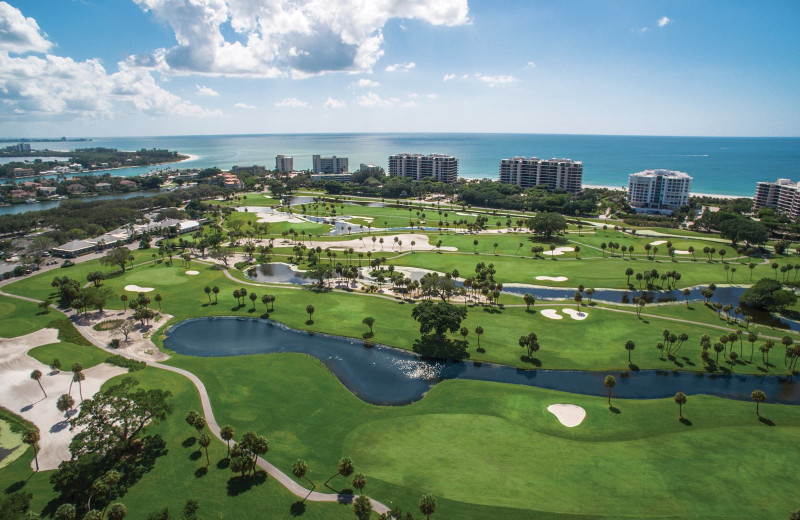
0, 0, 798, 138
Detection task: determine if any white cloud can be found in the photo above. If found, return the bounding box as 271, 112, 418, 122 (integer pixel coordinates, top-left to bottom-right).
442, 73, 456, 81
356, 92, 415, 108
385, 62, 416, 73
196, 85, 219, 96
234, 102, 256, 109
639, 27, 649, 33
426, 93, 439, 99
461, 73, 470, 80
0, 2, 52, 54
476, 74, 518, 87
130, 0, 468, 78
275, 97, 309, 108
324, 97, 346, 109
525, 61, 536, 68
657, 16, 672, 27
356, 78, 380, 88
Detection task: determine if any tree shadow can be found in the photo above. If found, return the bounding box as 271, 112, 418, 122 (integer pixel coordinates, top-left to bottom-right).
519, 355, 541, 367
305, 319, 314, 325
481, 307, 502, 314
216, 458, 230, 469
182, 437, 196, 448
608, 406, 621, 414
758, 416, 775, 426
412, 336, 469, 361
189, 450, 202, 461
194, 466, 208, 478
226, 471, 267, 496
290, 501, 307, 516
679, 417, 693, 426
628, 363, 640, 371
4, 480, 26, 494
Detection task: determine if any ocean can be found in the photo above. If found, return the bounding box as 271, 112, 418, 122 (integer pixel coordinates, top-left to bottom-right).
3, 133, 799, 197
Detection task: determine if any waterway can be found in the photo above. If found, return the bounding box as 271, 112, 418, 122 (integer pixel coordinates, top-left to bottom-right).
163, 317, 800, 406
0, 190, 162, 217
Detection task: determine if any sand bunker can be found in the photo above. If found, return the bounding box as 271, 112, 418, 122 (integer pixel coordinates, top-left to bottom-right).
547, 404, 586, 427
673, 250, 691, 255
544, 247, 575, 256
540, 309, 563, 320
124, 285, 154, 292
302, 234, 456, 253
649, 240, 668, 246
254, 212, 306, 224
185, 270, 200, 275
562, 308, 588, 320
536, 276, 568, 282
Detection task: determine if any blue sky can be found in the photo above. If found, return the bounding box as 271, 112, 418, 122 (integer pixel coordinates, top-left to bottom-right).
1, 0, 798, 137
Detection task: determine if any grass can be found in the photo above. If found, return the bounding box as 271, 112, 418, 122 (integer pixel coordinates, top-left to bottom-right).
46, 318, 92, 346
167, 352, 800, 519
28, 341, 110, 370
0, 295, 54, 338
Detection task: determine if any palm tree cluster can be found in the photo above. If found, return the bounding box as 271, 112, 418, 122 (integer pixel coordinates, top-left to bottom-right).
629, 269, 682, 291
461, 262, 502, 305
658, 329, 690, 358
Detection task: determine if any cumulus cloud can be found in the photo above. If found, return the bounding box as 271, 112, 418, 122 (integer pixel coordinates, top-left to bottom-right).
385, 61, 416, 72
275, 97, 309, 108
356, 78, 380, 87
196, 84, 219, 96
476, 74, 518, 87
525, 61, 536, 68
0, 1, 52, 54
657, 16, 671, 27
130, 0, 468, 77
442, 73, 456, 81
356, 92, 415, 108
324, 97, 346, 109
234, 102, 256, 109
426, 93, 439, 99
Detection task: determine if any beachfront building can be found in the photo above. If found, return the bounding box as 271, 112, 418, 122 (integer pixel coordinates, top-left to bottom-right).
498, 157, 583, 194
312, 155, 348, 174
388, 153, 459, 184
310, 173, 353, 182
276, 155, 293, 173
753, 178, 800, 219
627, 169, 692, 212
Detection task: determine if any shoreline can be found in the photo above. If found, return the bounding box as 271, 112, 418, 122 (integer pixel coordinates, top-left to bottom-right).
582, 184, 752, 200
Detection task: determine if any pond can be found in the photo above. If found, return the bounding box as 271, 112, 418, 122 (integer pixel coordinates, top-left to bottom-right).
245, 263, 308, 285
163, 317, 800, 406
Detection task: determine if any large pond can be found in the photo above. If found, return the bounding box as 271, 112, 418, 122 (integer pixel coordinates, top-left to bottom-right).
163, 317, 800, 406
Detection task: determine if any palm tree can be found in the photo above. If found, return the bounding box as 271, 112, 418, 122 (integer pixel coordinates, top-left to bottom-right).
625, 268, 634, 285
204, 286, 211, 302
323, 457, 354, 488
523, 293, 535, 311
473, 239, 479, 253
674, 392, 687, 419
212, 286, 219, 302
306, 304, 315, 323
220, 425, 235, 457
107, 503, 127, 520
604, 375, 616, 406
22, 429, 40, 471
120, 294, 128, 313
249, 292, 257, 310
69, 362, 83, 396
30, 369, 46, 398
51, 358, 61, 373
53, 503, 77, 520
198, 432, 211, 466
56, 394, 74, 416
573, 291, 583, 311
353, 495, 372, 520
352, 472, 367, 494
362, 316, 375, 335
475, 326, 484, 348
154, 293, 163, 311
419, 493, 437, 520
751, 389, 766, 416
625, 340, 636, 364
460, 327, 469, 343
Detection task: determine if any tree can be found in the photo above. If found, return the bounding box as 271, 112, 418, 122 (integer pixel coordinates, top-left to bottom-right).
101, 247, 131, 273
474, 326, 484, 348
604, 375, 616, 406
518, 332, 539, 359
523, 293, 535, 311
54, 503, 77, 520
625, 340, 636, 365
198, 432, 211, 466
573, 291, 583, 311
204, 286, 211, 302
353, 495, 372, 520
87, 271, 105, 288
674, 392, 687, 419
306, 304, 315, 323
527, 212, 567, 237
352, 472, 367, 494
249, 292, 257, 310
30, 369, 46, 398
22, 429, 40, 471
362, 316, 375, 335
292, 458, 315, 490
419, 493, 437, 520
323, 457, 354, 488
212, 286, 219, 302
68, 377, 172, 458
625, 267, 634, 285
411, 300, 467, 340
57, 393, 75, 415
107, 503, 128, 520
220, 424, 235, 457
51, 358, 62, 372
154, 293, 163, 311
751, 389, 766, 416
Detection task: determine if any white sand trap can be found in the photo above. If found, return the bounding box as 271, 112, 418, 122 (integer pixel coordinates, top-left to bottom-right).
303, 234, 457, 253
536, 276, 568, 282
547, 404, 586, 427
540, 309, 563, 320
562, 308, 588, 320
124, 285, 154, 292
673, 250, 691, 255
649, 240, 668, 246
545, 247, 574, 256
253, 211, 306, 224
185, 270, 200, 275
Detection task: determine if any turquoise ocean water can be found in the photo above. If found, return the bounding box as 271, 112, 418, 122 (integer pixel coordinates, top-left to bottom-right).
3, 133, 799, 197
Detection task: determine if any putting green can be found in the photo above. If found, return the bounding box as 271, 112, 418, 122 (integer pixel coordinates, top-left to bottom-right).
344, 412, 797, 517
125, 267, 189, 287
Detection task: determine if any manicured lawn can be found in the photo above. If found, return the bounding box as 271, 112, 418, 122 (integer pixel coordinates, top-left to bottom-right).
168, 353, 800, 520
0, 295, 54, 337
28, 341, 111, 370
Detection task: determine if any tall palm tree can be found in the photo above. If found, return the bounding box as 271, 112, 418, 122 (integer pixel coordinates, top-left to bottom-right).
22, 429, 40, 471
323, 457, 354, 488
198, 432, 211, 466
352, 472, 367, 494
212, 286, 219, 302
625, 340, 635, 364
69, 362, 83, 395
220, 425, 235, 457
204, 286, 211, 302
419, 493, 437, 520
674, 392, 687, 419
362, 316, 375, 335
306, 304, 315, 323
56, 394, 74, 416
750, 389, 766, 416
30, 369, 46, 398
604, 375, 616, 406
475, 326, 484, 348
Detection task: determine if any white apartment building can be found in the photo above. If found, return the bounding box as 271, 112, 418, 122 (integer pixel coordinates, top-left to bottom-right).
754, 178, 800, 219
498, 157, 583, 194
276, 155, 293, 173
312, 155, 348, 174
388, 153, 458, 184
627, 169, 692, 212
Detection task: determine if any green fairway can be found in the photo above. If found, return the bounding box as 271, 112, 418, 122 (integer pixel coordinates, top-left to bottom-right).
28, 341, 111, 370
167, 353, 800, 520
0, 295, 54, 337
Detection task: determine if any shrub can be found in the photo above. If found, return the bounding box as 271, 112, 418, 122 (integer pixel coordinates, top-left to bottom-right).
104, 354, 145, 372
109, 338, 121, 349
93, 319, 123, 331
47, 318, 91, 346
61, 260, 75, 268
